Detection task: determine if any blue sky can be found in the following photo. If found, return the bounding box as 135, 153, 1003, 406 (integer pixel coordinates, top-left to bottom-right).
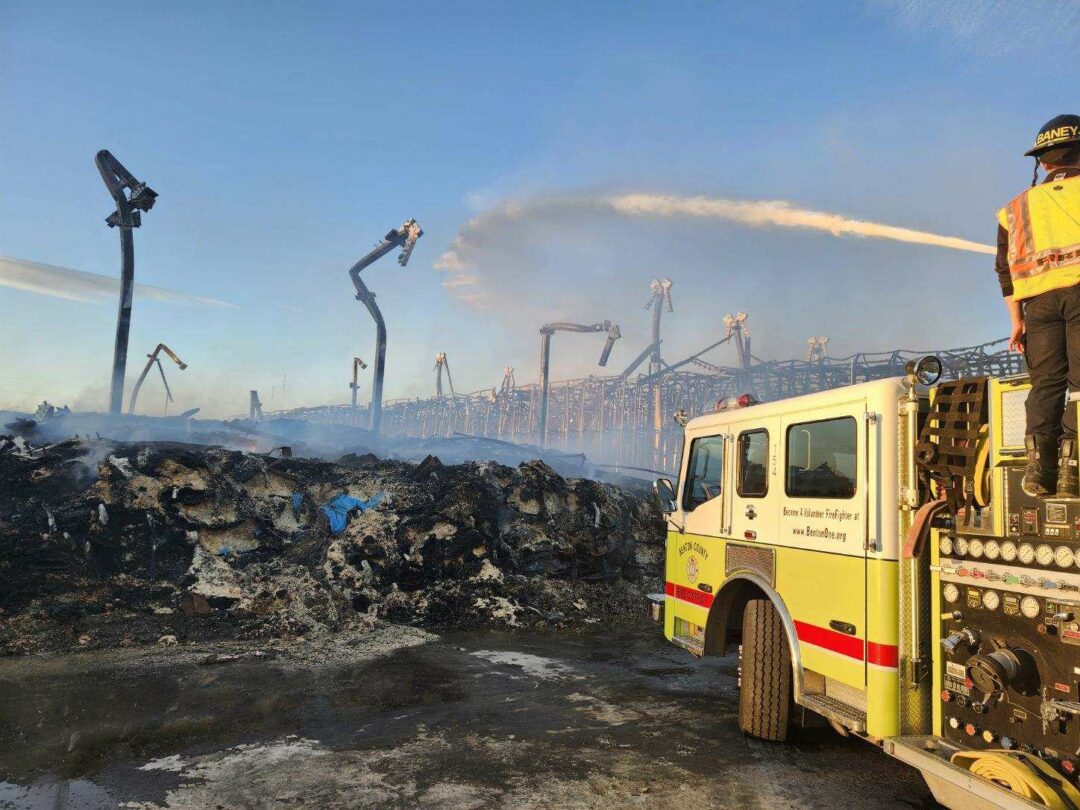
1, 1, 1078, 416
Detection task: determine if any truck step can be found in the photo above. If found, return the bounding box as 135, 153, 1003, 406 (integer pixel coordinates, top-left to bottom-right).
670, 634, 704, 658
800, 694, 867, 733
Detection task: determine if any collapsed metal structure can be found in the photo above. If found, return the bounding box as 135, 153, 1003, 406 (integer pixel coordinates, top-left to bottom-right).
128, 343, 187, 415
275, 279, 1025, 474
373, 336, 1022, 472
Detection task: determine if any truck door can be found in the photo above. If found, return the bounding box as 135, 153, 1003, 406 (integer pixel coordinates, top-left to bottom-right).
729, 421, 779, 547
680, 432, 728, 538
779, 407, 869, 688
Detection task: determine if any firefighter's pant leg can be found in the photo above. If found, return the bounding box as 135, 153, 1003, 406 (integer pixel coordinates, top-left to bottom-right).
1024, 285, 1080, 440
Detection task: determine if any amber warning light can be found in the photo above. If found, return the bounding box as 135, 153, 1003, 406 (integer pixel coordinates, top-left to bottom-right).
714, 393, 757, 412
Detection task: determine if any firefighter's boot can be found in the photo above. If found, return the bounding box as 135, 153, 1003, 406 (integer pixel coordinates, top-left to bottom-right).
1058, 438, 1079, 499
1023, 435, 1056, 498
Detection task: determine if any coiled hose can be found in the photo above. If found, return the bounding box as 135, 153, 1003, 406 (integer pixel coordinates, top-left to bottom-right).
951, 750, 1080, 809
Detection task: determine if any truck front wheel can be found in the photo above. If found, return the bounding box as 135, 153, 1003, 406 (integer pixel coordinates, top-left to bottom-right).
737, 598, 792, 742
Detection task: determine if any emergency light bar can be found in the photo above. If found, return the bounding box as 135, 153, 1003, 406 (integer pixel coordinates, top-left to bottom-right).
714, 393, 757, 412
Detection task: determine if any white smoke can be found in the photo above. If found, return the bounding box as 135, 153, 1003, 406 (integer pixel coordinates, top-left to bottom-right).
0, 256, 238, 308
435, 191, 994, 305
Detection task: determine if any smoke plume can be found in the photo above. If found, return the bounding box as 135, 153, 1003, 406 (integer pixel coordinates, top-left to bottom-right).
435, 191, 994, 305
0, 256, 237, 308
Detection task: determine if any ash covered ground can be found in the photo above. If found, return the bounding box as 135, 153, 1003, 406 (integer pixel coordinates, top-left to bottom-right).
0, 434, 664, 656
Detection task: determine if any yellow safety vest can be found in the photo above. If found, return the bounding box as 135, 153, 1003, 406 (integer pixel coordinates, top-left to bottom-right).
997, 174, 1080, 301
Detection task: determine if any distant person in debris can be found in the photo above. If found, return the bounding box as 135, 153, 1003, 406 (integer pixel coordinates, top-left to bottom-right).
999, 115, 1080, 497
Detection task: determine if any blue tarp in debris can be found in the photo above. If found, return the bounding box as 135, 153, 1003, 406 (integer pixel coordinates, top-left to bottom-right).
320, 492, 386, 534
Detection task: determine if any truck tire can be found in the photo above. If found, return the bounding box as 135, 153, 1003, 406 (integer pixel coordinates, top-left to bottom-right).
738, 598, 791, 742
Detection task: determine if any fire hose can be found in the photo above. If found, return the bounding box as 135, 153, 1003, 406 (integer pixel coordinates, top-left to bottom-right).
951, 750, 1080, 809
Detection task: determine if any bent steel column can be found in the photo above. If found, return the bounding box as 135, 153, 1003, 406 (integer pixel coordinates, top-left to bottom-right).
350, 356, 368, 412
96, 150, 157, 415
536, 320, 620, 447
346, 219, 422, 434
538, 329, 553, 445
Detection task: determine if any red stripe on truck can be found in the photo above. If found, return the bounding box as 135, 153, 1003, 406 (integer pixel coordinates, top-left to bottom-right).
867, 641, 899, 668
664, 581, 899, 669
794, 619, 864, 661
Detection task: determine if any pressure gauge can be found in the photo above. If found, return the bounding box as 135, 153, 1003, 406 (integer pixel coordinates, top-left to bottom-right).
955, 538, 970, 556
1036, 545, 1055, 566
943, 583, 960, 603
1019, 544, 1036, 564
939, 537, 954, 557
1056, 546, 1076, 568
1021, 596, 1041, 619
1001, 541, 1018, 562
969, 539, 985, 559
982, 590, 1001, 611
984, 540, 1001, 561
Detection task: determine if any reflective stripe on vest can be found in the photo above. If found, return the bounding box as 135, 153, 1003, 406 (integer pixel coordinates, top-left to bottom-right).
997, 175, 1080, 300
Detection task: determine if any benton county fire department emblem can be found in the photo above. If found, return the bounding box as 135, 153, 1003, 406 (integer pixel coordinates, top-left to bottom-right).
686, 555, 698, 584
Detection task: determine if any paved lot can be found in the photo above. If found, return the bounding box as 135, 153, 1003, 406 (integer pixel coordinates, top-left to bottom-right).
0, 624, 937, 808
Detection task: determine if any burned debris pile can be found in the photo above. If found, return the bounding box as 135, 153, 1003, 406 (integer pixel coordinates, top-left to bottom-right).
0, 436, 663, 654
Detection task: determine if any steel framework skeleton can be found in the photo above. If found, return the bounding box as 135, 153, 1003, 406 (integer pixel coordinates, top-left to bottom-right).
276, 335, 1022, 474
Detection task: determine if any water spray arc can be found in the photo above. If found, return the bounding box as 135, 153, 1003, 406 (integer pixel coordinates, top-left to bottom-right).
128, 344, 187, 415
96, 150, 158, 415
435, 193, 996, 308
347, 219, 423, 434
538, 320, 620, 446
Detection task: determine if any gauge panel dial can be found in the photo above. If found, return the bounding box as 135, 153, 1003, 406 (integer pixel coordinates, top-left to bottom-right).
1021, 596, 1041, 618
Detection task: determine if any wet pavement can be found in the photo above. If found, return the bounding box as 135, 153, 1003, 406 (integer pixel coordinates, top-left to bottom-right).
0, 623, 937, 809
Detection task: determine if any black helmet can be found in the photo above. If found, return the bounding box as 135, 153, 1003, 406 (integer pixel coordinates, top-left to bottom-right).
1025, 114, 1080, 157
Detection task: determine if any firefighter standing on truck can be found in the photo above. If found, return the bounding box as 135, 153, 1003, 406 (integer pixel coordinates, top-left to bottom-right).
998, 114, 1080, 498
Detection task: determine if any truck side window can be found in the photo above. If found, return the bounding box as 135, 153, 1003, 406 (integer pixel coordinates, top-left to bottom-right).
786, 417, 856, 499
737, 429, 768, 497
683, 435, 724, 510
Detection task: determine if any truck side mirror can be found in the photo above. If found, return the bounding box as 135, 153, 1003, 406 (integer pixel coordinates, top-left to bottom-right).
654, 478, 677, 513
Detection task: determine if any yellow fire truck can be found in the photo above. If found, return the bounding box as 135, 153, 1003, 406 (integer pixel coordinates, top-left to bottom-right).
652, 360, 1080, 809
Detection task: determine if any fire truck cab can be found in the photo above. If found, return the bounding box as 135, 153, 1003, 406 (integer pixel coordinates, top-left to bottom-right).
655, 367, 1080, 809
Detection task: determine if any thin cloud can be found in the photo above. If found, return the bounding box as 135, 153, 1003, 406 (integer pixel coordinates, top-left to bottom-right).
873, 0, 1080, 54
0, 256, 238, 309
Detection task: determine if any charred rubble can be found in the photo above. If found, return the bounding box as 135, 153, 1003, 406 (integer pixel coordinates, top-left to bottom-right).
0, 436, 663, 655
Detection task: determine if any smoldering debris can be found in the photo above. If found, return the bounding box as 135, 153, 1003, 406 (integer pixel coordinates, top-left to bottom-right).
0, 436, 664, 655
0, 408, 644, 488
